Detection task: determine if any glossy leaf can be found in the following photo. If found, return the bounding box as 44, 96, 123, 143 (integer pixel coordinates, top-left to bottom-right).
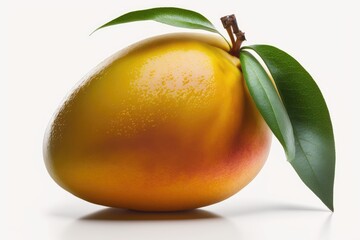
243, 45, 335, 211
92, 7, 229, 46
240, 51, 295, 161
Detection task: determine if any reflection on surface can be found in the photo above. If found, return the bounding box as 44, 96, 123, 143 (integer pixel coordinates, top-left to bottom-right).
318, 214, 333, 239
221, 201, 333, 240
61, 208, 240, 240
224, 202, 328, 217
81, 208, 221, 221
56, 201, 334, 240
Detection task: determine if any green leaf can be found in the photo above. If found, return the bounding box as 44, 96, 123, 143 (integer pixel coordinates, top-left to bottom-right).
243, 45, 335, 211
239, 51, 295, 161
92, 7, 229, 46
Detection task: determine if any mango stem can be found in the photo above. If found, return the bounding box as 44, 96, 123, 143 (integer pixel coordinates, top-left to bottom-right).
220, 14, 246, 57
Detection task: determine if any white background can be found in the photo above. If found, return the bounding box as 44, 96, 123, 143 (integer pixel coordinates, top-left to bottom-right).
3, 0, 360, 239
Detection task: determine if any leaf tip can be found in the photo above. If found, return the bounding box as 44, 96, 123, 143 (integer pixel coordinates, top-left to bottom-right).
89, 29, 97, 36
318, 193, 334, 212
326, 201, 334, 212
90, 25, 105, 36
285, 149, 295, 163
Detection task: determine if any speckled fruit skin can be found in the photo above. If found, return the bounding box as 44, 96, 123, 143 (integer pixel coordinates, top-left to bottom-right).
43, 33, 271, 211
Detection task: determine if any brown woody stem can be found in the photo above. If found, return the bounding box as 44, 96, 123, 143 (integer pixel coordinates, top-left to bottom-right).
220, 14, 246, 57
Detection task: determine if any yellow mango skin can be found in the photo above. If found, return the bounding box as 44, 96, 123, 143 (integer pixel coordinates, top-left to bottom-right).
43, 33, 271, 211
